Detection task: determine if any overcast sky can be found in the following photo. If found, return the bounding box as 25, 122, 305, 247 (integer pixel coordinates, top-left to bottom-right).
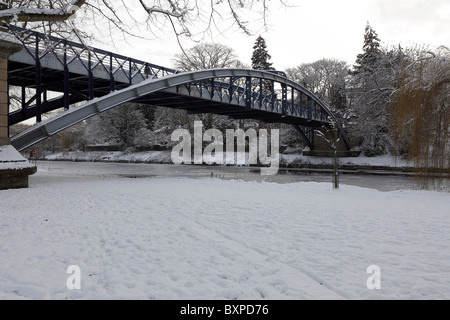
96, 0, 450, 71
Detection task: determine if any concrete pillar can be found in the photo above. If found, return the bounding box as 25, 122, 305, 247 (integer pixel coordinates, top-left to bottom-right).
0, 33, 37, 190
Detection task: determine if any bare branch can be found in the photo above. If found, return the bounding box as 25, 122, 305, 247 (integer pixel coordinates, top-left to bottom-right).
138, 0, 183, 18
227, 0, 250, 35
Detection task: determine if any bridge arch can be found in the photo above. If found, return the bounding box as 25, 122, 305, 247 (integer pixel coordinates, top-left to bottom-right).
11, 68, 350, 152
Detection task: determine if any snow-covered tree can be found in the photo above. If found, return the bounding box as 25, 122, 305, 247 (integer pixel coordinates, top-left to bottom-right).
353, 23, 382, 76
251, 35, 275, 107
251, 35, 274, 71
136, 104, 157, 130
349, 24, 404, 156
86, 103, 149, 150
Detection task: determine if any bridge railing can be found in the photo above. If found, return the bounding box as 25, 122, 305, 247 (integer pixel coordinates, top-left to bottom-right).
7, 25, 178, 84
183, 78, 329, 123
6, 25, 179, 122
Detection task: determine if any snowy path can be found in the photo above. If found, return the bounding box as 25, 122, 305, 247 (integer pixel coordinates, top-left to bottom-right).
0, 162, 449, 299
185, 221, 345, 299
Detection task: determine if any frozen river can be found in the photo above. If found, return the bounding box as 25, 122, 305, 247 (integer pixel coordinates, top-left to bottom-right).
31, 160, 420, 192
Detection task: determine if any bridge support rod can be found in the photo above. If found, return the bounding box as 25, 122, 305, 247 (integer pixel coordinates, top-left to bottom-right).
63, 39, 70, 110
35, 36, 42, 122
292, 124, 314, 150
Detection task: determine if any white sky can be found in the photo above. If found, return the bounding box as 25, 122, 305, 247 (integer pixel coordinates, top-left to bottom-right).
92, 0, 449, 70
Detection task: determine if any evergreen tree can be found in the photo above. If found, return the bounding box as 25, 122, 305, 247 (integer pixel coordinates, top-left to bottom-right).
251, 36, 274, 71
137, 104, 157, 130
349, 23, 394, 156
251, 35, 275, 102
353, 23, 382, 75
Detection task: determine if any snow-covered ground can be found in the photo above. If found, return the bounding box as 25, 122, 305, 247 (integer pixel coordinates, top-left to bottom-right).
0, 161, 449, 300
43, 150, 174, 164
42, 150, 410, 169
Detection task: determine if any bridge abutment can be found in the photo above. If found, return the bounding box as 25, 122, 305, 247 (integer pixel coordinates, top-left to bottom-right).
0, 55, 10, 146
0, 34, 36, 190
303, 128, 360, 157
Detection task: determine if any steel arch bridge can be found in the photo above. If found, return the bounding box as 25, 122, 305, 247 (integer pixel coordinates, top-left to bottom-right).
6, 26, 350, 152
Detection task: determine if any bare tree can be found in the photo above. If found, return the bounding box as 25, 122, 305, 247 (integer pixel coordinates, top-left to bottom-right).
172, 42, 245, 130
1, 1, 287, 47
285, 58, 349, 108
173, 42, 245, 71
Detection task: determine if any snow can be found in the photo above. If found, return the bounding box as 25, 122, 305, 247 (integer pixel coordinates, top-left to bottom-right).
41, 150, 411, 169
44, 150, 173, 164
0, 1, 82, 19
280, 153, 409, 168
0, 161, 449, 300
0, 145, 29, 162
0, 31, 22, 46
0, 145, 35, 170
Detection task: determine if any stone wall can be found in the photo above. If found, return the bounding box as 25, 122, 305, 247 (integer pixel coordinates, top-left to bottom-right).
0, 56, 10, 146
0, 34, 37, 190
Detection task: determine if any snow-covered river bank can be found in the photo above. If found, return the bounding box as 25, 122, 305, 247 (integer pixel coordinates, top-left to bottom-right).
33, 160, 421, 191
1, 161, 449, 300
